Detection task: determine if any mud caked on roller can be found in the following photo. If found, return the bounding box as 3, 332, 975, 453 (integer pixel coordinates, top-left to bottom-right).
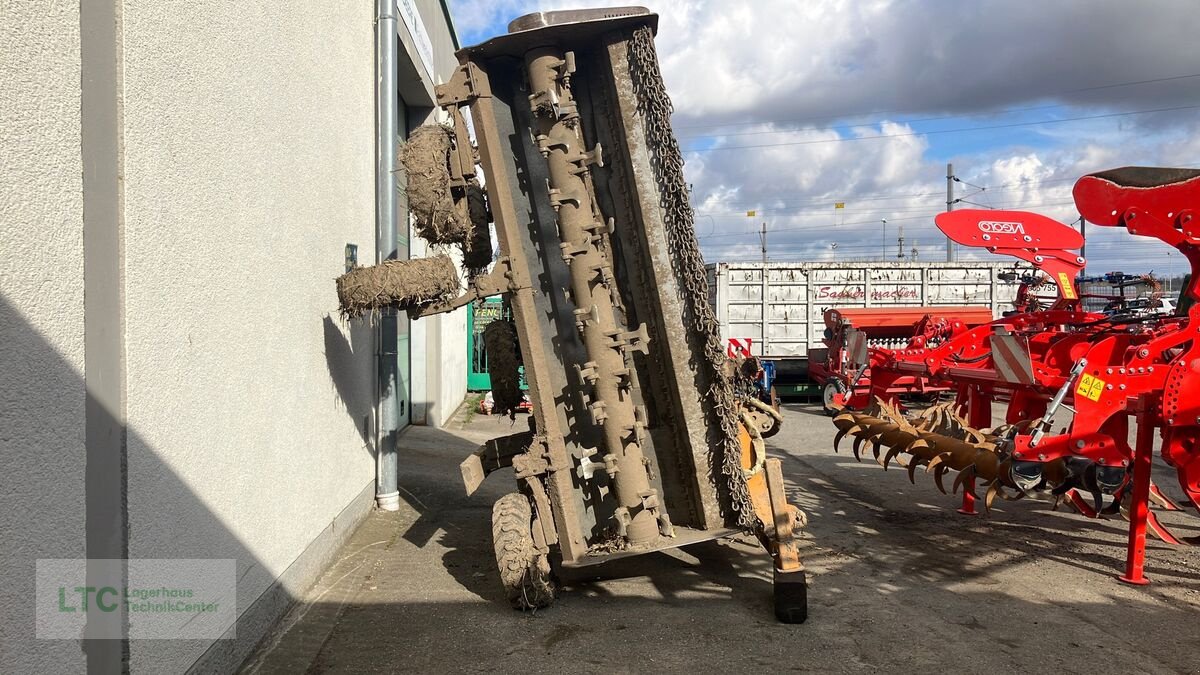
336, 255, 460, 318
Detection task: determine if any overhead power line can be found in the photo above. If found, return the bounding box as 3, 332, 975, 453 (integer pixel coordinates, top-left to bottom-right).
693, 176, 1078, 210
673, 72, 1200, 131
696, 198, 1075, 218
677, 101, 1071, 140
683, 104, 1200, 153
697, 213, 936, 239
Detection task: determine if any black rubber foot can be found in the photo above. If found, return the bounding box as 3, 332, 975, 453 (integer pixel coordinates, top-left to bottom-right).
773, 568, 808, 624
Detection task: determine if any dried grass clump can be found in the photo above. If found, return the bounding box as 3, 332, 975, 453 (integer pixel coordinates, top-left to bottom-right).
336, 255, 459, 318
400, 125, 467, 245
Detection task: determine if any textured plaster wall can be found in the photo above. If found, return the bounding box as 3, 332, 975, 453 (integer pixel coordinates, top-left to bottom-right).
0, 3, 87, 672
118, 2, 376, 670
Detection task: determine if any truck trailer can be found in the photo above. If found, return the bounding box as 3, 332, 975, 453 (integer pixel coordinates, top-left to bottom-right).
706, 260, 1024, 396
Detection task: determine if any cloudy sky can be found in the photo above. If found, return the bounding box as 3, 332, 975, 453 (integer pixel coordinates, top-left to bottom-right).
447, 0, 1200, 275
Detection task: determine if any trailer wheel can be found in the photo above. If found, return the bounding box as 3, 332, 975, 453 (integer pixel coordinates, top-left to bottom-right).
492, 493, 555, 610
822, 380, 847, 416
774, 568, 808, 624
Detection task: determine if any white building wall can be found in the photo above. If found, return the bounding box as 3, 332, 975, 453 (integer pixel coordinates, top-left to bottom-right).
0, 1, 463, 670
117, 3, 381, 671
0, 4, 87, 672
405, 0, 469, 428
408, 238, 469, 428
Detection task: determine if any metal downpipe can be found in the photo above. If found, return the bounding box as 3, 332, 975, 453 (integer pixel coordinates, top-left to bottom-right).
374, 0, 400, 511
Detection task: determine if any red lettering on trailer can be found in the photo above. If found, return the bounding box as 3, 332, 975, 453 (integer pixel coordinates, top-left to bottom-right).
817, 286, 865, 300
870, 287, 920, 301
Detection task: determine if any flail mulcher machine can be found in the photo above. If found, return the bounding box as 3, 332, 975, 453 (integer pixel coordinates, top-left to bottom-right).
338, 8, 808, 621
832, 167, 1200, 585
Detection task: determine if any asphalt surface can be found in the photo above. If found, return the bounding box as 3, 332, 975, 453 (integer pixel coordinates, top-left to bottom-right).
243, 401, 1200, 674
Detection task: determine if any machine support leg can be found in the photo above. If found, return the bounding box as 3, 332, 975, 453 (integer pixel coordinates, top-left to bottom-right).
958, 486, 978, 516
764, 458, 807, 623
958, 386, 989, 516
1118, 413, 1155, 585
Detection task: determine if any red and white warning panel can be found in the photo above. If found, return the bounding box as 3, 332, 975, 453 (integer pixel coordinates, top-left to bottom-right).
727, 338, 753, 358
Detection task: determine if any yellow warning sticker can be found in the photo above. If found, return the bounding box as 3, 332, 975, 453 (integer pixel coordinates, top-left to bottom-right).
1058, 272, 1077, 300
1076, 374, 1105, 402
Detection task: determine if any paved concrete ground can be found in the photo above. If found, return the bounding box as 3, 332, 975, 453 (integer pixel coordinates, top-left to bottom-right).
243, 402, 1200, 674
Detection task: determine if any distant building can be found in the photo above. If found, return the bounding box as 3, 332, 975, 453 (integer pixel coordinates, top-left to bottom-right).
1, 1, 462, 671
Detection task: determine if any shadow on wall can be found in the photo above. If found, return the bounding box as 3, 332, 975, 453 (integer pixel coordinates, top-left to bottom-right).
0, 294, 373, 673
322, 314, 374, 444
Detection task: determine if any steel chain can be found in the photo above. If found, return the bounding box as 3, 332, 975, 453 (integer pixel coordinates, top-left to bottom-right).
627, 27, 755, 529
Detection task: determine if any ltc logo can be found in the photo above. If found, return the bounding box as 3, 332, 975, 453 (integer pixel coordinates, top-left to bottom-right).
978, 220, 1025, 235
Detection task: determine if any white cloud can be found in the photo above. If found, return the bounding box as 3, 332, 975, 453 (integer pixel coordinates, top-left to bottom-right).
446, 0, 1200, 271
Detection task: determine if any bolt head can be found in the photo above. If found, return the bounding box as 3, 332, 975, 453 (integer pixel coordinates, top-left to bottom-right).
1106, 368, 1113, 375
1075, 440, 1086, 449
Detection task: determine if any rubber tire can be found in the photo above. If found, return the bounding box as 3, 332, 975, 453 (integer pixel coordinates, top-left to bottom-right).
774, 568, 808, 624
492, 493, 555, 610
822, 380, 847, 416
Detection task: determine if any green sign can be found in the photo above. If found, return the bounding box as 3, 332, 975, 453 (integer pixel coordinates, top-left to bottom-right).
467, 299, 527, 392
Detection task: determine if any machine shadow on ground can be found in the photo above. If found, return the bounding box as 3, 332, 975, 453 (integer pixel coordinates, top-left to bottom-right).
244, 399, 1200, 674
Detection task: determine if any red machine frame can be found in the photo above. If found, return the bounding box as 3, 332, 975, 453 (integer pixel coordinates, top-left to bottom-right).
834, 167, 1200, 585
812, 306, 995, 413
828, 208, 1086, 413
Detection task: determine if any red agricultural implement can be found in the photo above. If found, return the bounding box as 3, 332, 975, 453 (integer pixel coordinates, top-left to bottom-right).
832, 166, 1200, 585
818, 207, 1086, 414
813, 305, 996, 414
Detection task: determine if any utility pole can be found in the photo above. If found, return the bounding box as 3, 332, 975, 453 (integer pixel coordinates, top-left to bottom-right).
945, 162, 955, 262
881, 218, 887, 260
1168, 250, 1175, 295
1079, 216, 1086, 276
897, 224, 905, 259
760, 221, 767, 265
